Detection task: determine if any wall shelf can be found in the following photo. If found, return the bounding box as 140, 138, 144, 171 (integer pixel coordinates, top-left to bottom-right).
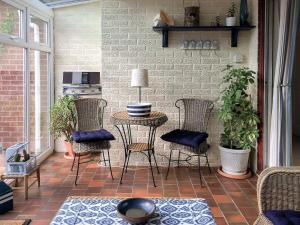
152, 25, 256, 48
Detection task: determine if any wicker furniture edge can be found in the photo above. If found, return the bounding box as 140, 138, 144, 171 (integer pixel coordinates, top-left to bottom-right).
254, 166, 300, 225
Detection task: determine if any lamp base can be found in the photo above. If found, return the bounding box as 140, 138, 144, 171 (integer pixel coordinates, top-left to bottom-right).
127, 103, 152, 117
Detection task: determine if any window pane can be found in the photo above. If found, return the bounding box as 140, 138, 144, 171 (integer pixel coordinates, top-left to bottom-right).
0, 1, 22, 38
29, 50, 50, 155
30, 15, 47, 44
0, 44, 24, 148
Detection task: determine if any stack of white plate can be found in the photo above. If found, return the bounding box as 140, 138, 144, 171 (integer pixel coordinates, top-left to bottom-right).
127, 103, 152, 117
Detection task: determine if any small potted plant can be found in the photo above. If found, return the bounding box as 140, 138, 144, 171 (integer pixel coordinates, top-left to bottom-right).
50, 96, 77, 159
226, 1, 236, 26
218, 65, 260, 177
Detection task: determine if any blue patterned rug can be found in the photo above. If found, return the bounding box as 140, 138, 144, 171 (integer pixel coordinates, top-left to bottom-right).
51, 197, 216, 225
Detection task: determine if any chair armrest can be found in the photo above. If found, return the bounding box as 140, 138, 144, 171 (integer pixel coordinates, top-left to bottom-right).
257, 167, 300, 213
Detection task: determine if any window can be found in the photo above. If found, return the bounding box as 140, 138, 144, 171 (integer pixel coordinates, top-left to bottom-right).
0, 0, 53, 159
0, 44, 25, 147
29, 50, 50, 155
0, 1, 23, 38
30, 15, 48, 45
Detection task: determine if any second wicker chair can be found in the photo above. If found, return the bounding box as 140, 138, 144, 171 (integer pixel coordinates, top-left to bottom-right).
71, 98, 115, 185
161, 98, 213, 186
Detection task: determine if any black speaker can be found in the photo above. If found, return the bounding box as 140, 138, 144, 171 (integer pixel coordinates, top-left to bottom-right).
63, 72, 100, 84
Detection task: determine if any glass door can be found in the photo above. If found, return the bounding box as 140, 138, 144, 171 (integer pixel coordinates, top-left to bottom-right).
0, 0, 53, 162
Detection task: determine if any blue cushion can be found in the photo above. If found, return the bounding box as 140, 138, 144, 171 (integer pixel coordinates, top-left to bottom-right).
265, 210, 300, 225
161, 129, 208, 149
0, 181, 13, 214
72, 129, 115, 143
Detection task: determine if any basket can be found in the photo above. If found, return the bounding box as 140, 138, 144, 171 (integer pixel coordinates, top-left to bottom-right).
5, 143, 37, 175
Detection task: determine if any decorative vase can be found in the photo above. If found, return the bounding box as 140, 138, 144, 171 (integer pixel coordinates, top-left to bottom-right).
226, 17, 236, 26
240, 0, 249, 26
184, 7, 199, 27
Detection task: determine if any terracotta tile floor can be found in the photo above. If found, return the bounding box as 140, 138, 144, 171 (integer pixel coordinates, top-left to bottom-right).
0, 153, 258, 225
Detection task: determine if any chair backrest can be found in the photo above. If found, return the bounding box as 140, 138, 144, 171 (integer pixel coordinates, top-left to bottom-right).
176, 98, 213, 132
257, 167, 300, 212
74, 98, 107, 131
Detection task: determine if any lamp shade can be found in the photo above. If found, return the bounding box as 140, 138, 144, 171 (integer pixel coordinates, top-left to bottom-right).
131, 69, 148, 87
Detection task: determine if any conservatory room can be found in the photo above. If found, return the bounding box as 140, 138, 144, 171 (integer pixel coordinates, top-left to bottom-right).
0, 0, 299, 225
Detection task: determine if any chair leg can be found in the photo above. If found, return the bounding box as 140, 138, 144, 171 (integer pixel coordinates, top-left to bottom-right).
205, 152, 212, 174
152, 150, 160, 174
125, 151, 131, 173
106, 149, 114, 180
71, 154, 76, 171
198, 154, 203, 187
177, 150, 181, 167
120, 151, 129, 185
75, 154, 81, 185
165, 149, 173, 180
102, 150, 107, 166
148, 150, 156, 187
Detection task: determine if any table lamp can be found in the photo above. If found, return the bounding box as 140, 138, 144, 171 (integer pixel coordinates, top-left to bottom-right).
131, 69, 148, 103
127, 69, 151, 117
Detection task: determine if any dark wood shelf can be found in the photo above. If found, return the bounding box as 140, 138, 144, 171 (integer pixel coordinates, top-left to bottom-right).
152, 25, 256, 48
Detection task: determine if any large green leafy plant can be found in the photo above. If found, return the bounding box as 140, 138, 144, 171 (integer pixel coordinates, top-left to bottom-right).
218, 66, 260, 150
50, 96, 77, 143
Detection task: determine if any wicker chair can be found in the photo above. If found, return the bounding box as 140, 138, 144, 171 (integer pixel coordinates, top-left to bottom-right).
254, 167, 300, 225
71, 98, 114, 185
161, 98, 213, 186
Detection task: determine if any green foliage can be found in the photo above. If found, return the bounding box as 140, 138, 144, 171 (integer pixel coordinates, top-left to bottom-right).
218, 65, 260, 150
50, 96, 77, 143
227, 1, 236, 17
0, 12, 15, 54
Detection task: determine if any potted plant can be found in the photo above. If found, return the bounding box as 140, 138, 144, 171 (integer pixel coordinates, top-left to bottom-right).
50, 96, 77, 159
218, 66, 260, 176
226, 1, 236, 26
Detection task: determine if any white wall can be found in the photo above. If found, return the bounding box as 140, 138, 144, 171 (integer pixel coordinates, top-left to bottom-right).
53, 2, 101, 151
54, 0, 258, 167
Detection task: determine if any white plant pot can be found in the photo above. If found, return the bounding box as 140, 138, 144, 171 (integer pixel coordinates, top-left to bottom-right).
226, 17, 236, 26
219, 145, 250, 175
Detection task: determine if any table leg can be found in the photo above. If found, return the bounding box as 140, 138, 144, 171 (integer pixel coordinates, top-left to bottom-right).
119, 152, 129, 185
147, 150, 156, 187
125, 151, 131, 173
152, 150, 160, 174
114, 125, 131, 184
24, 175, 28, 200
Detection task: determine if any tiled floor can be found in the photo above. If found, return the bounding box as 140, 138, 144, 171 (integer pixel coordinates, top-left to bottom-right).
0, 153, 258, 225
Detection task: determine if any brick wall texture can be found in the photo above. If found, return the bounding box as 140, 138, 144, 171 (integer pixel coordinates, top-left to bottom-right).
54, 0, 258, 166
0, 2, 50, 151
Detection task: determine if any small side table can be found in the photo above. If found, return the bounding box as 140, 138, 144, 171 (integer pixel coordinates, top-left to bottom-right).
111, 111, 168, 187
1, 166, 40, 200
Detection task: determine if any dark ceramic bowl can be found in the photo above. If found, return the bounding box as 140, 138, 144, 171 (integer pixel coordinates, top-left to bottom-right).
117, 198, 156, 224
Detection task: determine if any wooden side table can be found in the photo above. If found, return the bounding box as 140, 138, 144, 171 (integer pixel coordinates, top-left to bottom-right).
111, 111, 168, 187
1, 166, 40, 200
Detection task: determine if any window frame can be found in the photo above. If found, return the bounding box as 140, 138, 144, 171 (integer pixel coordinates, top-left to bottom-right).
0, 0, 54, 161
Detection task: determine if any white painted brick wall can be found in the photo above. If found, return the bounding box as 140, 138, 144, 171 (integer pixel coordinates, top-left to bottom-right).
54, 0, 258, 167
53, 2, 102, 153
101, 0, 258, 167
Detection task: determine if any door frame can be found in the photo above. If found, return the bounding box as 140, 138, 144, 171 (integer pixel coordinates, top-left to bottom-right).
257, 0, 266, 172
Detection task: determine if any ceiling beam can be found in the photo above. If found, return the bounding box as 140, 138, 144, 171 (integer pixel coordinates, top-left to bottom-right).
42, 0, 99, 8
